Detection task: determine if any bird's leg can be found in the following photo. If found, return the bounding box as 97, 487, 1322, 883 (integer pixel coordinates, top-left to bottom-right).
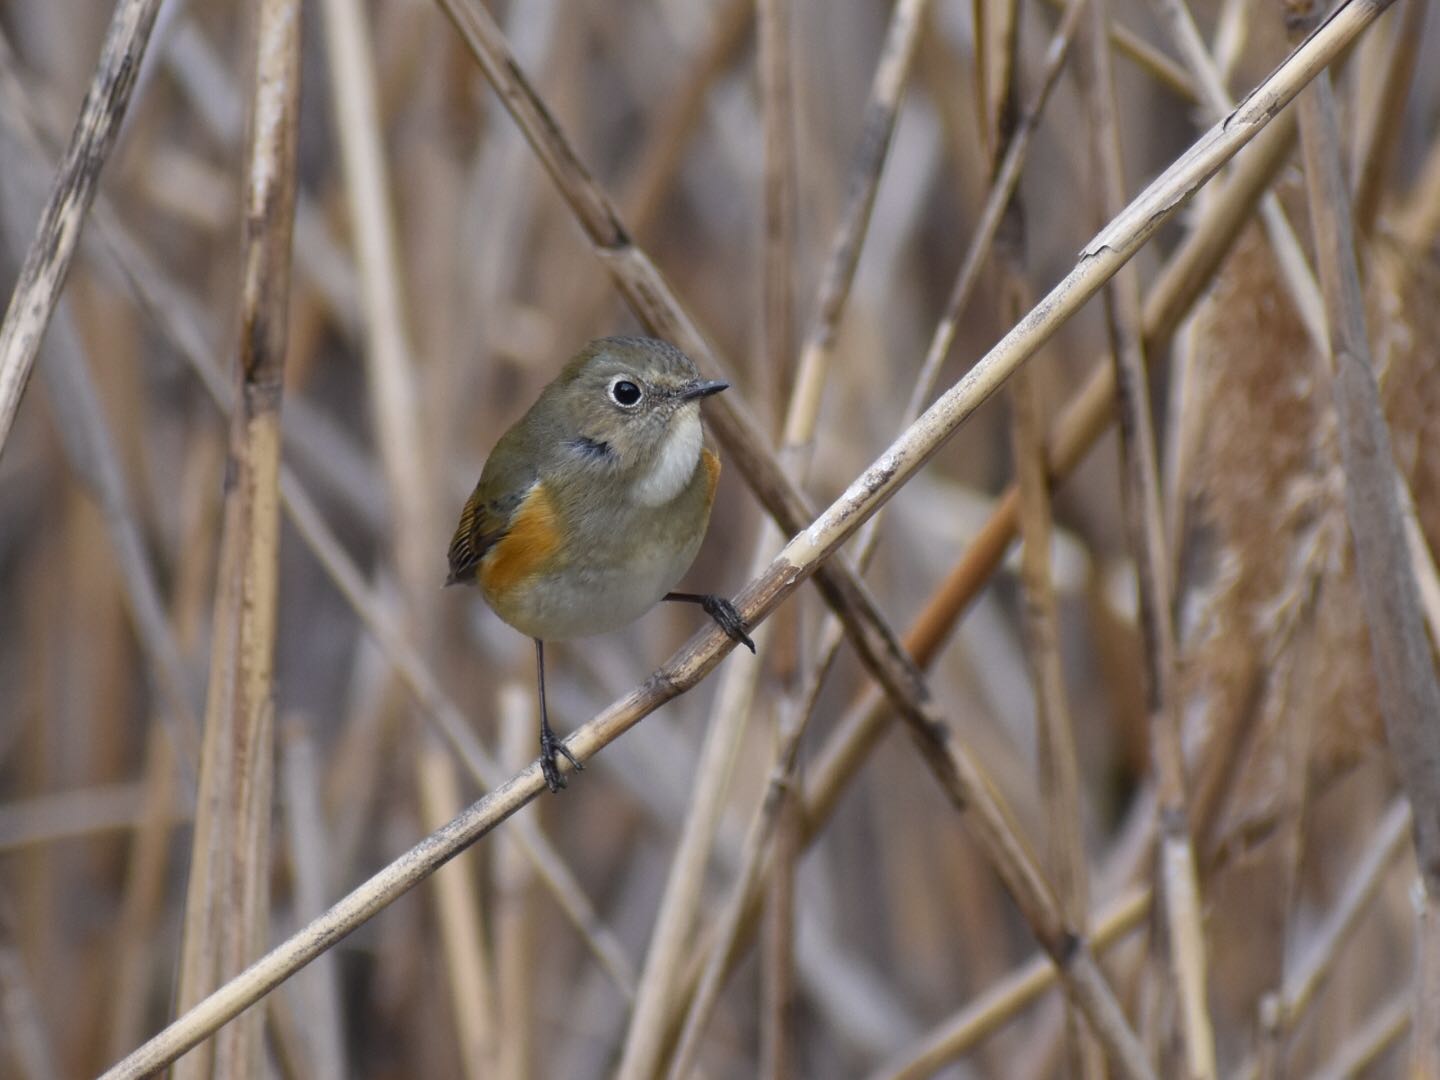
662, 592, 756, 653
535, 638, 582, 792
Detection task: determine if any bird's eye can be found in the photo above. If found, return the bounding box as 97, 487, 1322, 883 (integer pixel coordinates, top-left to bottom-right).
610, 379, 642, 407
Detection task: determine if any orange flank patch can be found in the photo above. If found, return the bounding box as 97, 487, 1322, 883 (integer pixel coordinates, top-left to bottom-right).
701, 448, 721, 507
480, 483, 562, 596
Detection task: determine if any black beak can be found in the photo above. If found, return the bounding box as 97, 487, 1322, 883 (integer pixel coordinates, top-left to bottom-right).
679, 379, 729, 402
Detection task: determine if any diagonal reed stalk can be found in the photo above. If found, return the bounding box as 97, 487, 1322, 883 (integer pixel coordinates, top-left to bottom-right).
0, 0, 163, 459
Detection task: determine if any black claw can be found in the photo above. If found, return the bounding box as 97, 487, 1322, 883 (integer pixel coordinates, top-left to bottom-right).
701, 595, 757, 653
539, 726, 583, 794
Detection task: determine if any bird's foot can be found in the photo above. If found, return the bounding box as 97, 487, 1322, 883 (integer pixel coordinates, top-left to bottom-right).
700, 595, 756, 653
540, 725, 583, 793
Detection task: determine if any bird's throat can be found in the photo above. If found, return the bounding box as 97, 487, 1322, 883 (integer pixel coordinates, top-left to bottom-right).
632, 408, 702, 506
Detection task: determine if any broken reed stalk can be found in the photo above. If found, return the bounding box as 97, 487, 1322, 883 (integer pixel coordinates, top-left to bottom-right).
96, 8, 1400, 1077
172, 2, 303, 1078
1290, 6, 1440, 1075
0, 0, 163, 458
1081, 0, 1215, 1073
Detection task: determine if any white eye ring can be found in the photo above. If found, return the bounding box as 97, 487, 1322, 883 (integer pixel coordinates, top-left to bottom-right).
608, 376, 643, 407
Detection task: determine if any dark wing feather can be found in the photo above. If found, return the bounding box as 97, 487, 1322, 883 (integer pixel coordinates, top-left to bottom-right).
446, 419, 543, 586
446, 485, 527, 585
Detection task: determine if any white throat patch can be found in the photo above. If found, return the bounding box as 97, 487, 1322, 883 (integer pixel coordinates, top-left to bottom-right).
633, 407, 702, 506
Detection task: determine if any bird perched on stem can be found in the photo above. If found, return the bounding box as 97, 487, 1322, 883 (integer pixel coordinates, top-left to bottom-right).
446, 336, 755, 791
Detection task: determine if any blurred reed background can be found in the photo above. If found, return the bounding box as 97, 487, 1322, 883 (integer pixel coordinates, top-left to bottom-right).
1, 0, 1439, 1077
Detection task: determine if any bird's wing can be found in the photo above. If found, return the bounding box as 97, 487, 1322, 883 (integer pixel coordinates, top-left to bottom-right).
446, 435, 538, 586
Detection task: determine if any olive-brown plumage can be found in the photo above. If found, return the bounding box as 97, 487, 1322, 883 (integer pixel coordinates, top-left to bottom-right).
447, 336, 753, 791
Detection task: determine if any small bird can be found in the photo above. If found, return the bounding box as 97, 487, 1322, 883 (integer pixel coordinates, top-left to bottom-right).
446, 336, 755, 792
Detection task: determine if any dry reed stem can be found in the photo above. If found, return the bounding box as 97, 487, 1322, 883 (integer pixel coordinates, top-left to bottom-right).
762, 722, 800, 1080
870, 887, 1152, 1080
1004, 137, 1102, 1080
0, 0, 162, 458
1081, 3, 1215, 1071
972, 0, 1017, 164
100, 7, 1396, 1075
1292, 9, 1440, 1072
670, 99, 1300, 1070
173, 2, 302, 1077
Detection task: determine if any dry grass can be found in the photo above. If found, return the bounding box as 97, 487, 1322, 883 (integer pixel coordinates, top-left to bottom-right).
0, 0, 1436, 1077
